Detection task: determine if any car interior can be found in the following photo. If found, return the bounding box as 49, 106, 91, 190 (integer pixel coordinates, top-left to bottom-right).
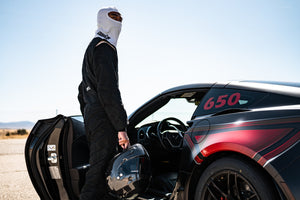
62, 91, 206, 199
128, 96, 201, 199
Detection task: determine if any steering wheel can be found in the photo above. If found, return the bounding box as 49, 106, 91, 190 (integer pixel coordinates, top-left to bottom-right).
156, 117, 187, 150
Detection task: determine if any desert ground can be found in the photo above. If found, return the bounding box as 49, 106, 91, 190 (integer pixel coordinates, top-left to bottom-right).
0, 138, 39, 200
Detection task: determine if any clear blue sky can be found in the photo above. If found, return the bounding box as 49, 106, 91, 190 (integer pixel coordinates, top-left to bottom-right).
0, 0, 299, 122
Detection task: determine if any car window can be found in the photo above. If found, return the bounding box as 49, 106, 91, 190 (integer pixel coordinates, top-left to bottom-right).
193, 88, 268, 118
136, 98, 197, 127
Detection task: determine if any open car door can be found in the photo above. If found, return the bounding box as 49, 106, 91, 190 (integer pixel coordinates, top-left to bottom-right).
25, 115, 89, 200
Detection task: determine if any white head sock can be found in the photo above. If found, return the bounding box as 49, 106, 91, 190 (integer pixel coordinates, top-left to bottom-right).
95, 7, 122, 47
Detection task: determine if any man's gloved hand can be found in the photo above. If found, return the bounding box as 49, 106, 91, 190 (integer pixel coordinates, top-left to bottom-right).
118, 131, 130, 150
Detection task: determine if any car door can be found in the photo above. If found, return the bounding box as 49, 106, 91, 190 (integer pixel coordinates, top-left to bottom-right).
25, 115, 88, 200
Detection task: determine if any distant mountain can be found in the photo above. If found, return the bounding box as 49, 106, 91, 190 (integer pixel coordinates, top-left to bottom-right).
0, 121, 35, 129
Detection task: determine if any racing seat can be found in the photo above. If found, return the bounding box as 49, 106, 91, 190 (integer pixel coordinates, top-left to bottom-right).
151, 172, 177, 193
139, 150, 178, 199
137, 172, 177, 200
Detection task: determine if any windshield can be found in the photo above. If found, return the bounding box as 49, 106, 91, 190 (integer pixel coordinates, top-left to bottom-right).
136, 98, 197, 127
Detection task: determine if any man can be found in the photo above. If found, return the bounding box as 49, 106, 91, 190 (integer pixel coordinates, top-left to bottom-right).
78, 7, 130, 200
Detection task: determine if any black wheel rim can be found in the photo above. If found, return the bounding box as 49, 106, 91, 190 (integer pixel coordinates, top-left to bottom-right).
202, 170, 260, 200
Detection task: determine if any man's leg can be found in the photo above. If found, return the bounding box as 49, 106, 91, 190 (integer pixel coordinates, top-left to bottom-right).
80, 121, 117, 200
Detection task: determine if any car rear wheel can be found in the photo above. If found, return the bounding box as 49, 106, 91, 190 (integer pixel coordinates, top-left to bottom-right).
194, 156, 277, 200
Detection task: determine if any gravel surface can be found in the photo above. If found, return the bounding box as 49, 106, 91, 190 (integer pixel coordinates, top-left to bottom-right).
0, 139, 39, 200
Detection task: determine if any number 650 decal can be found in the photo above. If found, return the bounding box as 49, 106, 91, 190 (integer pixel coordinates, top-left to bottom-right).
204, 93, 241, 110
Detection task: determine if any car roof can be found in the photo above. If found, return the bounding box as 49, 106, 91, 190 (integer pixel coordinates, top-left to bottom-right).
227, 80, 300, 97
161, 83, 216, 94
239, 80, 300, 88
160, 80, 300, 97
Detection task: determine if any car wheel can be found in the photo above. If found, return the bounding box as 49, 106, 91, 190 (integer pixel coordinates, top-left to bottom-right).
194, 156, 277, 200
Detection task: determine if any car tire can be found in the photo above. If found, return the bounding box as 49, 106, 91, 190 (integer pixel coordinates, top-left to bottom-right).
194, 156, 277, 200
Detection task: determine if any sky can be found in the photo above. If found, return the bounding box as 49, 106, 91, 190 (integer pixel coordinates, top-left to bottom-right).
0, 0, 299, 123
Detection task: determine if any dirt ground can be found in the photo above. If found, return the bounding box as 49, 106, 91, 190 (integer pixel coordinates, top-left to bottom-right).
0, 139, 39, 200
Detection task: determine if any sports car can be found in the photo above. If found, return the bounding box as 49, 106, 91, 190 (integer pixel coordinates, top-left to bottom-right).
25, 80, 300, 200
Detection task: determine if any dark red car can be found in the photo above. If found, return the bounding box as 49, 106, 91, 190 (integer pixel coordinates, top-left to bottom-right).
25, 81, 300, 200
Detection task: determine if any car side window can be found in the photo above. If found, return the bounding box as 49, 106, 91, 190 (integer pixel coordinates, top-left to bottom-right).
193, 88, 267, 118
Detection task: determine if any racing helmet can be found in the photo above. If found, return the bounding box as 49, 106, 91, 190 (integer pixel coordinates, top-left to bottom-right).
106, 143, 152, 199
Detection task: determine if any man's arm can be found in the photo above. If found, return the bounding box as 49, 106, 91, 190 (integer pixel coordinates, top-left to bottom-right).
77, 82, 86, 115
93, 44, 129, 148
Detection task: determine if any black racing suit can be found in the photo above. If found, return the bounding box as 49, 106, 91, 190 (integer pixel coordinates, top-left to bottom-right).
78, 37, 127, 200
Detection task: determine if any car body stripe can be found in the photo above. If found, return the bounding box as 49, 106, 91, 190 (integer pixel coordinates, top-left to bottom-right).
185, 117, 299, 166
189, 128, 292, 166
210, 117, 300, 131
263, 130, 300, 161
184, 134, 204, 164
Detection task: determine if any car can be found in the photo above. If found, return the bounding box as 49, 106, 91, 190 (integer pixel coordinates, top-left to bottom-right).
25, 80, 300, 200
